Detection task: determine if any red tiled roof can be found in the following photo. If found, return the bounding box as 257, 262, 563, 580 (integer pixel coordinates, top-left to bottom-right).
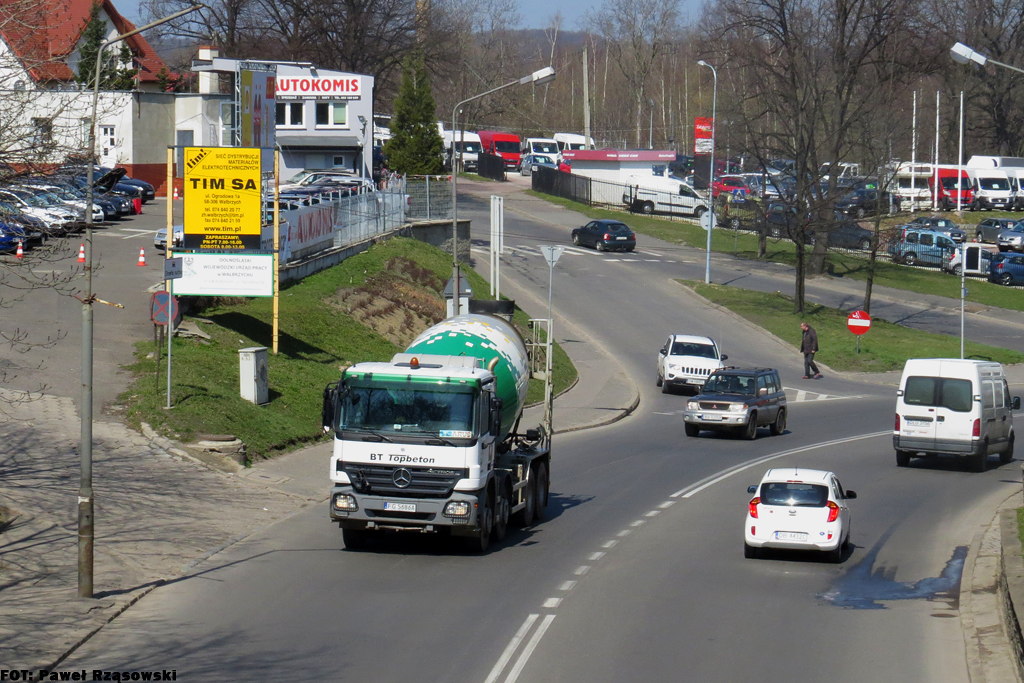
0, 0, 167, 84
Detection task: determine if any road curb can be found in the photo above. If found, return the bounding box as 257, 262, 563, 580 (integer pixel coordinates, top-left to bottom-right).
556, 386, 641, 434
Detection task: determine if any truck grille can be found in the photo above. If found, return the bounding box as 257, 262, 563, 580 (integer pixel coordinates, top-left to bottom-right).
344, 464, 467, 498
699, 401, 733, 411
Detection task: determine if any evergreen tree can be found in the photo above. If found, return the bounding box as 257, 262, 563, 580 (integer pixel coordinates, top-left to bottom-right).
383, 53, 444, 175
75, 2, 138, 90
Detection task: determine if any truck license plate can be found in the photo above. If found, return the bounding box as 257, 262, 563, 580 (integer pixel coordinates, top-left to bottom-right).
384, 502, 416, 512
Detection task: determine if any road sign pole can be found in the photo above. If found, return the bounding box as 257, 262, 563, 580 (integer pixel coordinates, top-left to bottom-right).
166, 282, 173, 410
961, 241, 966, 359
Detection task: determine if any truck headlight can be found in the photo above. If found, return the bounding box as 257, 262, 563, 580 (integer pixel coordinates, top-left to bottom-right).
444, 501, 471, 517
728, 403, 747, 412
333, 494, 358, 511
687, 401, 700, 410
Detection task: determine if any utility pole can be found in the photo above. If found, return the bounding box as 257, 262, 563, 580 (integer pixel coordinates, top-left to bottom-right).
583, 45, 592, 149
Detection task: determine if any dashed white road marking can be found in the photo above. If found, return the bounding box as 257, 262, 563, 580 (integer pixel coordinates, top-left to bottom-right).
574, 565, 591, 576
604, 258, 621, 262
542, 597, 562, 608
558, 581, 576, 591
601, 539, 618, 549
640, 250, 663, 257
644, 510, 660, 517
658, 501, 675, 509
630, 520, 645, 527
588, 551, 605, 561
617, 529, 631, 537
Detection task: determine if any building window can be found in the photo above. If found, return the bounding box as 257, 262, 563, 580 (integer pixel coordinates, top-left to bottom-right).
79, 118, 91, 146
276, 102, 304, 127
31, 118, 53, 146
315, 102, 347, 127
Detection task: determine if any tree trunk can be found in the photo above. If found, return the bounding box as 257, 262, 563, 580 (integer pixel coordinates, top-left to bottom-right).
794, 242, 806, 313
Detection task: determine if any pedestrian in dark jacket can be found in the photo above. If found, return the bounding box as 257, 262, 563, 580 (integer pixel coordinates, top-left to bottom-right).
800, 323, 822, 379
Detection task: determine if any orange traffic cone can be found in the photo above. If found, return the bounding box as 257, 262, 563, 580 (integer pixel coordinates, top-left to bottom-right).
15, 241, 23, 259
77, 243, 85, 263
173, 186, 179, 199
137, 247, 146, 266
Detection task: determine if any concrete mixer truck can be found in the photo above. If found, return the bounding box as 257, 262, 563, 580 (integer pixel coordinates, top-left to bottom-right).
321, 311, 553, 551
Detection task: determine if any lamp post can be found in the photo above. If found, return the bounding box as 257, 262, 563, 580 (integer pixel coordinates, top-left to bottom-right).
648, 98, 656, 149
950, 42, 1024, 75
79, 3, 203, 599
449, 66, 555, 316
697, 59, 717, 285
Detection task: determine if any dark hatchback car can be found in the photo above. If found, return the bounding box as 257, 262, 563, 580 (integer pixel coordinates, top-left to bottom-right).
682, 367, 788, 440
834, 188, 899, 218
571, 219, 636, 252
829, 220, 874, 251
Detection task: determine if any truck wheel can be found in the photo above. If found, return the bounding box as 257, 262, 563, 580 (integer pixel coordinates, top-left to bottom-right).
512, 474, 536, 526
492, 487, 510, 542
533, 462, 549, 521
769, 409, 786, 436
1001, 435, 1015, 465
742, 413, 758, 440
342, 528, 370, 550
684, 423, 700, 437
468, 497, 493, 552
895, 450, 911, 467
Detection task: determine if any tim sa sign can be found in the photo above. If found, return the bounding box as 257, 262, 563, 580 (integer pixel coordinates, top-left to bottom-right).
276, 75, 362, 101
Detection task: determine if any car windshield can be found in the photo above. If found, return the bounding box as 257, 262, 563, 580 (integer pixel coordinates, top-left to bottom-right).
339, 381, 478, 436
670, 342, 717, 358
532, 142, 558, 154
534, 155, 555, 165
760, 482, 829, 507
980, 178, 1010, 191
903, 376, 972, 412
495, 141, 519, 153
703, 374, 756, 395
8, 190, 45, 207
286, 171, 314, 183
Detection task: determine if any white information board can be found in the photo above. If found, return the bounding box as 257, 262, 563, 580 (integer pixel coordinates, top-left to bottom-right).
174, 253, 274, 297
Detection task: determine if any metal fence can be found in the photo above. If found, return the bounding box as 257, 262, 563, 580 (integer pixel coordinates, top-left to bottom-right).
532, 166, 591, 205
406, 175, 453, 220
478, 152, 507, 181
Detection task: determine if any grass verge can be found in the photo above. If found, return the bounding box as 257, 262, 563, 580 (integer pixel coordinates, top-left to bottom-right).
685, 280, 1024, 373
527, 190, 1024, 313
121, 237, 576, 459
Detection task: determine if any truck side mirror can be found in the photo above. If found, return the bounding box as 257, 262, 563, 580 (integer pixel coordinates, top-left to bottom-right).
490, 398, 504, 436
321, 382, 339, 433
1014, 396, 1021, 410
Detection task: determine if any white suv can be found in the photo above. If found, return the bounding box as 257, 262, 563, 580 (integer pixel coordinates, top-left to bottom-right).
656, 334, 727, 394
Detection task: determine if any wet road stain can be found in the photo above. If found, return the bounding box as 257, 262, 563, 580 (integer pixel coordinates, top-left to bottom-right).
820, 544, 967, 609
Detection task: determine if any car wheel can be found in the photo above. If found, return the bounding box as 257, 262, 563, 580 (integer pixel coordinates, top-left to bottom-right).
533, 462, 549, 521
1001, 435, 1015, 465
742, 413, 758, 440
572, 233, 580, 246
467, 499, 493, 552
855, 207, 866, 219
769, 409, 786, 436
694, 207, 706, 220
744, 542, 760, 559
642, 201, 655, 215
656, 372, 663, 387
826, 544, 843, 564
896, 450, 911, 467
971, 444, 987, 473
661, 380, 670, 394
952, 264, 963, 277
730, 217, 740, 229
976, 231, 983, 242
342, 528, 370, 550
858, 239, 871, 251
1001, 273, 1013, 286
596, 241, 604, 252
684, 423, 700, 437
769, 226, 781, 238
902, 252, 917, 266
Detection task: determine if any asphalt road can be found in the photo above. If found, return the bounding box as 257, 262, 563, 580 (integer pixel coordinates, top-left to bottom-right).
55, 192, 1022, 681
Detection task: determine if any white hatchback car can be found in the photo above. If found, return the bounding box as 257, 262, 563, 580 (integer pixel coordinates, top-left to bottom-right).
743, 468, 857, 563
656, 334, 727, 394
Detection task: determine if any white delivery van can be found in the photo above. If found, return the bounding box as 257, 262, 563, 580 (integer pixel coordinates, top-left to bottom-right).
894, 358, 1019, 471
967, 168, 1014, 210
522, 137, 560, 162
554, 133, 594, 152
622, 173, 709, 218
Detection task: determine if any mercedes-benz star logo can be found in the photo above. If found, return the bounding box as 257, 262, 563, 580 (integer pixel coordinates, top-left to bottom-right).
392, 468, 412, 488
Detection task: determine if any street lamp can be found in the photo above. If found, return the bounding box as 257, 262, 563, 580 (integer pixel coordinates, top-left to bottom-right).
449, 66, 555, 316
950, 42, 1024, 75
697, 59, 717, 285
79, 3, 204, 599
648, 98, 656, 149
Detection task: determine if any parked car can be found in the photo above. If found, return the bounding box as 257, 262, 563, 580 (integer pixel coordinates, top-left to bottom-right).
154, 225, 184, 250
571, 219, 636, 252
18, 182, 104, 224
974, 217, 1019, 244
519, 153, 559, 176
0, 201, 44, 243
887, 227, 957, 267
997, 223, 1024, 252
0, 188, 76, 236
0, 219, 28, 252
656, 334, 728, 394
55, 175, 132, 217
828, 220, 874, 250
711, 175, 751, 199
894, 358, 1018, 471
907, 216, 966, 242
834, 187, 899, 218
989, 252, 1024, 286
682, 367, 787, 439
743, 468, 856, 562
944, 243, 994, 276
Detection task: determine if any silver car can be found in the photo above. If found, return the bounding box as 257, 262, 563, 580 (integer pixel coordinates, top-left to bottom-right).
154, 225, 184, 250
998, 224, 1024, 252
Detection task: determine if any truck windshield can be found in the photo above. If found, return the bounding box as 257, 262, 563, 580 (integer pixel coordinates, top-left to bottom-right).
340, 382, 477, 437
941, 177, 971, 190
457, 142, 480, 153
495, 141, 519, 153
532, 142, 558, 154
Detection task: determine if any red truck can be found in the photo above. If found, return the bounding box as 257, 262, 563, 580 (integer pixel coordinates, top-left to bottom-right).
928, 167, 975, 211
478, 130, 522, 170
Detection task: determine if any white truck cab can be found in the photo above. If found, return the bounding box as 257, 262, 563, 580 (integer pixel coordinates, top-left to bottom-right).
657, 334, 727, 393
894, 358, 1019, 471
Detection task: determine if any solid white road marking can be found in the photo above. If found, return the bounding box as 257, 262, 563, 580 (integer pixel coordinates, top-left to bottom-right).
559, 581, 576, 591
574, 566, 591, 576
669, 430, 890, 499
483, 614, 539, 683
504, 614, 557, 683
542, 598, 562, 608
588, 551, 605, 561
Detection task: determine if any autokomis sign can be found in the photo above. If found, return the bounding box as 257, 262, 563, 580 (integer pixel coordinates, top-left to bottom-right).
276, 75, 362, 101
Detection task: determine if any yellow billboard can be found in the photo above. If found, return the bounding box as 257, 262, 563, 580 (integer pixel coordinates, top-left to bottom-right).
183, 147, 262, 250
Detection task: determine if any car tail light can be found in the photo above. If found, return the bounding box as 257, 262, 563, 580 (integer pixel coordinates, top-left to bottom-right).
997, 263, 1005, 271
827, 501, 839, 523
748, 497, 760, 519
973, 418, 981, 437
603, 233, 611, 241
895, 413, 900, 431
949, 251, 956, 261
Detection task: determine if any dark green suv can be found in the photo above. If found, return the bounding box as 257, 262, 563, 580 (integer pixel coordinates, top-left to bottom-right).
682, 368, 788, 440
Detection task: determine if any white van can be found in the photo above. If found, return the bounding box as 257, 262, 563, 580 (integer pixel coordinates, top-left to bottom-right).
622, 173, 708, 218
894, 358, 1019, 471
521, 137, 560, 161
966, 168, 1014, 210
554, 133, 594, 152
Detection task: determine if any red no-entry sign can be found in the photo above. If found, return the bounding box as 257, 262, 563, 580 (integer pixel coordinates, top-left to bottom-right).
847, 310, 871, 335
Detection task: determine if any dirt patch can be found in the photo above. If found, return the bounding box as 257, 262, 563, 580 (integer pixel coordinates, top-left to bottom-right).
330, 256, 447, 348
